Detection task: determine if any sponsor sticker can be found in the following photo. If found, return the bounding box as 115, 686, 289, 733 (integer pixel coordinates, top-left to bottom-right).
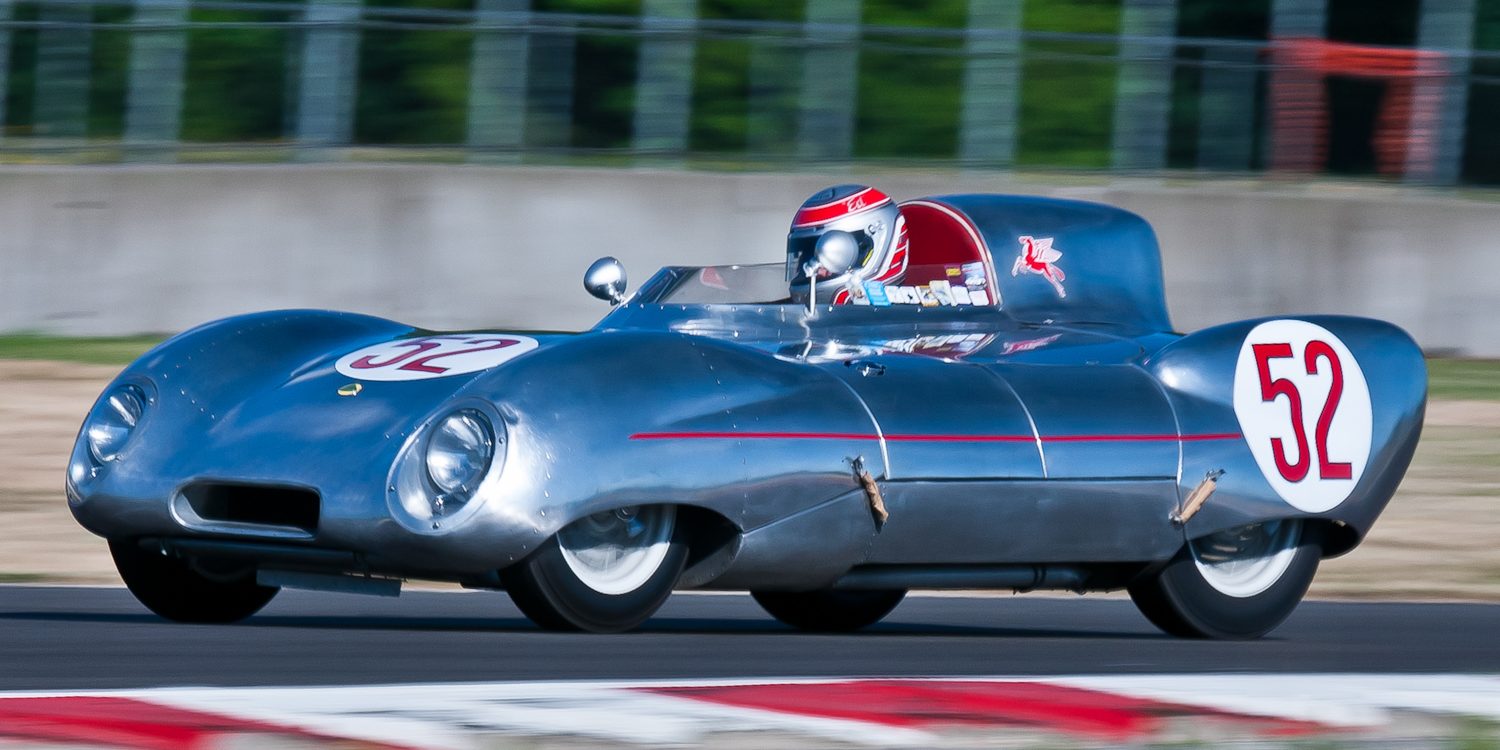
952, 285, 973, 305
335, 334, 539, 382
916, 286, 939, 307
961, 262, 987, 288
969, 289, 990, 306
945, 266, 963, 278
1232, 320, 1373, 512
864, 281, 891, 306
928, 280, 955, 306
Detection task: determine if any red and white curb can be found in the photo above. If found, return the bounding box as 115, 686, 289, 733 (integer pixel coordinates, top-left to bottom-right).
2, 675, 1499, 748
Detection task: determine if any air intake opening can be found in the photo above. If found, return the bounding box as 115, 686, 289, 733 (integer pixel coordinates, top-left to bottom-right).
181, 482, 320, 533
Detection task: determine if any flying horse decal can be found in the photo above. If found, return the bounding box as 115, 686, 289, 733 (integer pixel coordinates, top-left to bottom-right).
1013, 235, 1067, 298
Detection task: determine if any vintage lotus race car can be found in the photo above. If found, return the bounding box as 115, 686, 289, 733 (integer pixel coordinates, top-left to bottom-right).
67, 190, 1426, 639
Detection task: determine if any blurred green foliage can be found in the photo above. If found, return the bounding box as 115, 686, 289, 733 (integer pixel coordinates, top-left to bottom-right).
2, 0, 1496, 180
181, 7, 295, 142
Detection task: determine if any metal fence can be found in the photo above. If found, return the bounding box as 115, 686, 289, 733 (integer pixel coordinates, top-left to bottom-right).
0, 0, 1496, 184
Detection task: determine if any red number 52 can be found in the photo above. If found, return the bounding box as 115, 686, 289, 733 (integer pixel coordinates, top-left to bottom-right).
1252, 341, 1352, 483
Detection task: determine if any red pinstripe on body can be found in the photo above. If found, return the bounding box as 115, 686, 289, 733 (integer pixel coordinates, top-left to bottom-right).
629, 431, 1240, 443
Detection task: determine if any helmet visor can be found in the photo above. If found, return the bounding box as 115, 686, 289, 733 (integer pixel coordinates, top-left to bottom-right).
786, 230, 877, 283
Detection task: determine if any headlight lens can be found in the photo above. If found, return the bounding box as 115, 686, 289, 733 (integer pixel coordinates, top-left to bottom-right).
85, 385, 147, 465
424, 409, 495, 512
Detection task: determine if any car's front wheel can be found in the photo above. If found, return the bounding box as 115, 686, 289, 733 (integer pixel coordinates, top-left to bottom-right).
752, 588, 907, 632
1128, 519, 1319, 639
502, 505, 686, 633
109, 539, 279, 624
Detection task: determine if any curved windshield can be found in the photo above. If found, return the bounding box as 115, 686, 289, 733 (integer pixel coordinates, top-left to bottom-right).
650, 262, 999, 308
656, 264, 791, 305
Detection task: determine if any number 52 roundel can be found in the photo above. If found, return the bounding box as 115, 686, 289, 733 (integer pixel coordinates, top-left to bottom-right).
335, 334, 540, 382
1232, 320, 1373, 513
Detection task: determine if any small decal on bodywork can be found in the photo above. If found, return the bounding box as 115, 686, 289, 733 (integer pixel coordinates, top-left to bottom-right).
1232, 320, 1373, 512
335, 334, 539, 382
1012, 236, 1067, 298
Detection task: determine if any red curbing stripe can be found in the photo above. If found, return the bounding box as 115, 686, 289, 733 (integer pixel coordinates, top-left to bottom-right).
631, 431, 1241, 443
643, 679, 1325, 740
0, 696, 419, 750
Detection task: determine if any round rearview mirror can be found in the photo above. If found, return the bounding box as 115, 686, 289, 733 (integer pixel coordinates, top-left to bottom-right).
584, 257, 628, 305
813, 230, 859, 277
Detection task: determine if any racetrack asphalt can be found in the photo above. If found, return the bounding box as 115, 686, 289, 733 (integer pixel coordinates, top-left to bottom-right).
2, 586, 1496, 690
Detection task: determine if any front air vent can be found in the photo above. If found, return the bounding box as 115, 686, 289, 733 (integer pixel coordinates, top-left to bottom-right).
180, 482, 320, 534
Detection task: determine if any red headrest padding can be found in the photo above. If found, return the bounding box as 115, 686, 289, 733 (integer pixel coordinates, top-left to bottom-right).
897, 200, 998, 291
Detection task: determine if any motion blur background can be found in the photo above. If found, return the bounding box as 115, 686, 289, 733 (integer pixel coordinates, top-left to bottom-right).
0, 0, 1498, 594
0, 0, 1497, 350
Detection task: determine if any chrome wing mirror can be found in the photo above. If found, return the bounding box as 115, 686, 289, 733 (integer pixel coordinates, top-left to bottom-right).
584, 257, 628, 305
804, 230, 859, 314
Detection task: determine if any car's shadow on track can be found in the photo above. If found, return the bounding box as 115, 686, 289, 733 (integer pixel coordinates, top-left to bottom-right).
0, 610, 1166, 640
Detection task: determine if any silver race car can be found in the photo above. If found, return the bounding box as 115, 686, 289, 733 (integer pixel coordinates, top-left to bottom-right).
68, 188, 1426, 638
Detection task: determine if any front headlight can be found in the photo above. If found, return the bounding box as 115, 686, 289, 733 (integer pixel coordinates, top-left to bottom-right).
425, 409, 495, 508
85, 385, 147, 465
390, 405, 506, 531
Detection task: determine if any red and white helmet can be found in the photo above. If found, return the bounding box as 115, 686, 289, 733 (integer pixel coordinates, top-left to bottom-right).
787, 184, 908, 304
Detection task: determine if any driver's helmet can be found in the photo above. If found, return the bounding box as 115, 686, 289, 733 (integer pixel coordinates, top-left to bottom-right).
787, 184, 908, 304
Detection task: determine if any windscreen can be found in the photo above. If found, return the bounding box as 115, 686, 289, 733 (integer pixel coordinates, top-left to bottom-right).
656, 263, 792, 305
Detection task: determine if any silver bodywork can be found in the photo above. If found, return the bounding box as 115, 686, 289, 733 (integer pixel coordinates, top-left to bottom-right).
67, 194, 1426, 594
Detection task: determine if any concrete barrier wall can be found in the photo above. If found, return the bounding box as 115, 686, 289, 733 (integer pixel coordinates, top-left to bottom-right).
2, 165, 1497, 354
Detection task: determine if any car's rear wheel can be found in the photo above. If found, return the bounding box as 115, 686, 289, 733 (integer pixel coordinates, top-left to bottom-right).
109, 539, 279, 624
502, 505, 685, 633
752, 589, 907, 632
1128, 519, 1319, 639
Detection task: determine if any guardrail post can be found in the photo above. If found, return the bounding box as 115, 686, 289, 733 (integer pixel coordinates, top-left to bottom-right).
1196, 43, 1257, 171
958, 0, 1022, 168
525, 15, 574, 151
797, 0, 861, 163
34, 0, 93, 139
295, 0, 361, 158
0, 0, 11, 141
632, 0, 697, 161
1405, 0, 1475, 185
467, 0, 530, 161
124, 0, 188, 161
1110, 0, 1178, 171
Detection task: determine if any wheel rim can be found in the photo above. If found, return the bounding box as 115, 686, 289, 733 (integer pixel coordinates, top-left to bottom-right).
556, 505, 676, 595
1190, 519, 1302, 598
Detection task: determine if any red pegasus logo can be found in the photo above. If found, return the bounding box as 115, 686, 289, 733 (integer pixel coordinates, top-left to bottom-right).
1012, 235, 1066, 298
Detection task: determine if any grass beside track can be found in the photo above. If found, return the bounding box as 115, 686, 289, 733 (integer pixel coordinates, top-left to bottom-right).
0, 334, 1495, 401
0, 335, 164, 365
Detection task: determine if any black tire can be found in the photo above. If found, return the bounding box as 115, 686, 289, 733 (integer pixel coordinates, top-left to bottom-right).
1128, 520, 1320, 639
501, 506, 687, 633
752, 589, 907, 632
109, 539, 278, 624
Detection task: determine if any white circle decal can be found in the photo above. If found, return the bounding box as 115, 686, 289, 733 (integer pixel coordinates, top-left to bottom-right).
335, 334, 539, 382
1233, 320, 1372, 512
